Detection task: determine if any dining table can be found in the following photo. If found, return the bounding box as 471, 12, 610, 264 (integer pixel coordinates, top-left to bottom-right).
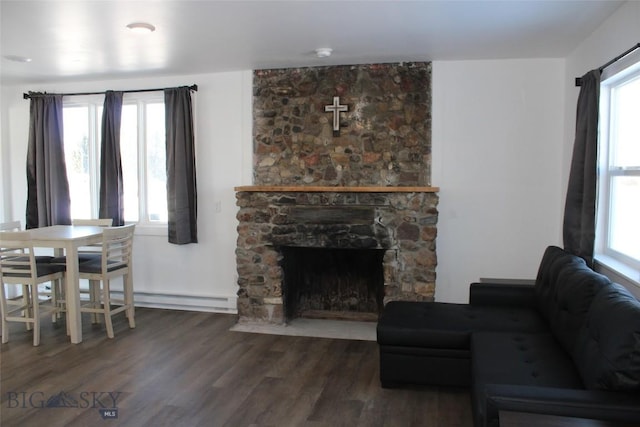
29, 225, 105, 344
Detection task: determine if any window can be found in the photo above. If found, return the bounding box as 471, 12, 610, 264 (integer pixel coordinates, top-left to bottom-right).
596, 56, 640, 279
62, 93, 166, 227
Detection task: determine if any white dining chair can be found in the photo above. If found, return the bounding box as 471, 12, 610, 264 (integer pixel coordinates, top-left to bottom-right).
0, 222, 30, 320
49, 218, 114, 323
0, 231, 66, 346
0, 221, 22, 232
78, 224, 136, 338
0, 221, 55, 262
71, 219, 114, 227
50, 218, 114, 264
0, 220, 59, 322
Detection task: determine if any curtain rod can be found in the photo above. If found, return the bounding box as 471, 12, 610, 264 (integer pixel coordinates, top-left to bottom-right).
575, 43, 640, 86
23, 84, 198, 100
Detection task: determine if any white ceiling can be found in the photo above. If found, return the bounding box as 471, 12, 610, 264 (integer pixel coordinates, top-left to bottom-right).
0, 0, 625, 85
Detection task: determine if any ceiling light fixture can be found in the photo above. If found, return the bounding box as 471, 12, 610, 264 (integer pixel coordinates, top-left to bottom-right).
4, 55, 32, 63
126, 22, 156, 34
315, 48, 333, 58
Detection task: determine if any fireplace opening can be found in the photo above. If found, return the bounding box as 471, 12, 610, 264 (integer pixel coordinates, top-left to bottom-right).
281, 246, 385, 322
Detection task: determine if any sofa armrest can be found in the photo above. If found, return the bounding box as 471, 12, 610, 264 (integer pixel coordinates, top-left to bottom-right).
469, 282, 536, 307
484, 384, 640, 427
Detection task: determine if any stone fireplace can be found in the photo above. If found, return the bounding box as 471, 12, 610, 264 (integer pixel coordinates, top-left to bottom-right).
235, 188, 438, 324
235, 61, 438, 324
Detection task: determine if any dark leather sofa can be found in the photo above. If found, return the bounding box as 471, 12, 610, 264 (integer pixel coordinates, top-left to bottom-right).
376, 246, 640, 426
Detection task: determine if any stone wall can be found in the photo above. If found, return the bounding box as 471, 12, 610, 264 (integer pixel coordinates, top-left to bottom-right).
236, 190, 438, 324
253, 62, 432, 186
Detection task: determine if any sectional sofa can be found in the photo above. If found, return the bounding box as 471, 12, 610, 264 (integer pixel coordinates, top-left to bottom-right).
376, 246, 640, 426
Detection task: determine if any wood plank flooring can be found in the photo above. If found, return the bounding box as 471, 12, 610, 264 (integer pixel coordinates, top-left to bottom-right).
1, 308, 473, 427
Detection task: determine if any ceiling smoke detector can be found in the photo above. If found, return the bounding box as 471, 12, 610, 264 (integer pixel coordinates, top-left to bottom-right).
315, 48, 333, 58
126, 22, 156, 34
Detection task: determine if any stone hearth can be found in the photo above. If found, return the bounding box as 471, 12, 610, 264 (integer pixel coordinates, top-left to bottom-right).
235, 187, 438, 324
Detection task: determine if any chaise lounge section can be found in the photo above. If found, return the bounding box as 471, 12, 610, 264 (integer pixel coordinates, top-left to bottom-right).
377, 246, 640, 426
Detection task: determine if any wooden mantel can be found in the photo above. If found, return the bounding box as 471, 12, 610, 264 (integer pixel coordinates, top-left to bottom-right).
234, 185, 439, 193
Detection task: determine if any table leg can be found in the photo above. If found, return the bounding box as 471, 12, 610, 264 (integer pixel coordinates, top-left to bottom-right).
64, 243, 82, 344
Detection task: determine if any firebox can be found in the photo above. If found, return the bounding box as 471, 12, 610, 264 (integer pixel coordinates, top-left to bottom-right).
281, 246, 385, 322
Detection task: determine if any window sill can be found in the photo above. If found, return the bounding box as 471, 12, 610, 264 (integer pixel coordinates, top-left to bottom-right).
132, 224, 167, 237
594, 254, 640, 289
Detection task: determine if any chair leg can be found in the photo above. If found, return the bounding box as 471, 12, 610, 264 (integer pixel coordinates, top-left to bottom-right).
102, 280, 114, 339
51, 279, 61, 322
30, 284, 40, 346
125, 273, 135, 329
65, 298, 70, 336
89, 280, 101, 324
0, 284, 9, 344
23, 285, 32, 331
58, 278, 67, 320
49, 278, 69, 334
50, 281, 56, 322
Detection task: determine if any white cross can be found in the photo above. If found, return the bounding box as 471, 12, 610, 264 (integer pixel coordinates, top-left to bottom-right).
325, 96, 348, 134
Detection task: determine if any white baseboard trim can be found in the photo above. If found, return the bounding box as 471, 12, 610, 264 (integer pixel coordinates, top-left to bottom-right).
107, 290, 238, 314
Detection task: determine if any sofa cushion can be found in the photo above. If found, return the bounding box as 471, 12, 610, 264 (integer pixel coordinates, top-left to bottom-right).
535, 246, 587, 318
471, 331, 584, 427
546, 261, 612, 353
573, 283, 640, 391
472, 332, 584, 388
379, 346, 472, 388
377, 301, 547, 349
533, 246, 611, 354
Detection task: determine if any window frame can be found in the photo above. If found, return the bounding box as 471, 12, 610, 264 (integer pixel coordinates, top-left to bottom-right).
62, 92, 167, 234
595, 53, 640, 285
62, 95, 103, 221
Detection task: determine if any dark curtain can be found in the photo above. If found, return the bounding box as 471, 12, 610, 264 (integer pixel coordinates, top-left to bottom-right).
25, 93, 71, 228
98, 91, 125, 225
165, 86, 198, 244
563, 70, 601, 267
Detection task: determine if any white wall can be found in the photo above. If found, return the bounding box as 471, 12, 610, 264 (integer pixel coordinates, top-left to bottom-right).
1, 70, 254, 311
0, 87, 9, 220
429, 2, 639, 304
432, 58, 566, 303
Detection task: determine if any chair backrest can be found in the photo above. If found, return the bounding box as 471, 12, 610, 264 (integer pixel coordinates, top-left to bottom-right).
0, 221, 22, 232
0, 222, 26, 259
0, 231, 37, 280
72, 218, 113, 227
73, 219, 115, 254
100, 224, 136, 272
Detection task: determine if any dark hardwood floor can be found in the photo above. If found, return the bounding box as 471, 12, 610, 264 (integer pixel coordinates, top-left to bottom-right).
1, 307, 473, 427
